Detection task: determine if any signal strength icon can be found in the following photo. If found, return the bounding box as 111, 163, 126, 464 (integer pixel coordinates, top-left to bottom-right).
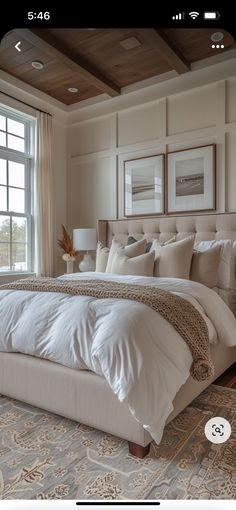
189, 11, 199, 19
172, 13, 184, 20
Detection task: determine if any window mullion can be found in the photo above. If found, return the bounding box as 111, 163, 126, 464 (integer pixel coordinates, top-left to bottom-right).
6, 159, 9, 211
26, 158, 31, 271
9, 214, 12, 271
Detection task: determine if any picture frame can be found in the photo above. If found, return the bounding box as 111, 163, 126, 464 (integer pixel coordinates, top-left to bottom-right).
166, 144, 216, 214
124, 154, 165, 217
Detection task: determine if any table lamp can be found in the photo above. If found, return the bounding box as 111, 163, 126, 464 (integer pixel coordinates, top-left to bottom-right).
73, 228, 97, 272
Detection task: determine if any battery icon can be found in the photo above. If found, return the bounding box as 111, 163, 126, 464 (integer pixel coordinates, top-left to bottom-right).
204, 12, 220, 19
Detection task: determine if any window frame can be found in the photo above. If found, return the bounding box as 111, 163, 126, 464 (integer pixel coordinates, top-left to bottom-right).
0, 105, 35, 275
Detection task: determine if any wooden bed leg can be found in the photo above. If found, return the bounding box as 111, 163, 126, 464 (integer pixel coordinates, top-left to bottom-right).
128, 441, 150, 458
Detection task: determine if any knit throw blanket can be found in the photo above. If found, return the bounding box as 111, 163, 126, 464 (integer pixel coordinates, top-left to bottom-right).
1, 277, 214, 381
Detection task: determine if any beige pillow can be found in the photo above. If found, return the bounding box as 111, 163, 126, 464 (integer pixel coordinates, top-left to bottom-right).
194, 240, 235, 290
111, 251, 155, 276
190, 245, 221, 288
151, 236, 176, 253
106, 238, 147, 273
95, 242, 110, 272
153, 237, 194, 279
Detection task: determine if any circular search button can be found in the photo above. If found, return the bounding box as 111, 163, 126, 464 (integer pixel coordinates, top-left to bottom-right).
204, 417, 231, 444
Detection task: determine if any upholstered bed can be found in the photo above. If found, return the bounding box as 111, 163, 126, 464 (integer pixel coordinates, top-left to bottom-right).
0, 212, 236, 458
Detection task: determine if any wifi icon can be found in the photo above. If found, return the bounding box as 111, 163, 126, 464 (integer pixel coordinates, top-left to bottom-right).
189, 11, 199, 19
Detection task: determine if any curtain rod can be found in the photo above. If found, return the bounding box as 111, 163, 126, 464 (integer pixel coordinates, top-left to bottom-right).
0, 90, 52, 117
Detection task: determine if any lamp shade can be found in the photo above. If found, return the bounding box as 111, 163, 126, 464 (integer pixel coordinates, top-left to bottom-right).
73, 228, 97, 251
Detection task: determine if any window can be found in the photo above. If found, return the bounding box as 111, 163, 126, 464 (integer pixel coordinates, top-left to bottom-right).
0, 106, 35, 273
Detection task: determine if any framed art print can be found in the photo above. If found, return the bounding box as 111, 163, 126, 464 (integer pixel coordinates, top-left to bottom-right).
167, 144, 216, 214
124, 154, 165, 217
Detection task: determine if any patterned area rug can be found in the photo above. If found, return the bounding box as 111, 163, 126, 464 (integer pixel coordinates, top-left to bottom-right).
0, 385, 236, 500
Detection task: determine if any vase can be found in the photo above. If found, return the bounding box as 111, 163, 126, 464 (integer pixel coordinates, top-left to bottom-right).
66, 260, 74, 274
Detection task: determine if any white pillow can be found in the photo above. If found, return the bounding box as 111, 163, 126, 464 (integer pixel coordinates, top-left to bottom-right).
106, 238, 147, 273
111, 251, 155, 276
95, 242, 110, 272
194, 240, 235, 290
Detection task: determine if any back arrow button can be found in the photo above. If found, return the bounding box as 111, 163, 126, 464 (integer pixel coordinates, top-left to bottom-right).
15, 41, 22, 52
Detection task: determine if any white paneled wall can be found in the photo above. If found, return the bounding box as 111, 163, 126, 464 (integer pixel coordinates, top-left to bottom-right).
68, 75, 236, 231
118, 101, 163, 146
167, 85, 217, 135
69, 115, 113, 156
226, 78, 236, 123
226, 131, 236, 211
69, 157, 116, 227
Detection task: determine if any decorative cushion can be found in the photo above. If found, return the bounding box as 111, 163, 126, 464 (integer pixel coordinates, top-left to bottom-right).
106, 238, 147, 273
190, 245, 221, 288
194, 240, 235, 290
153, 237, 194, 279
128, 235, 176, 253
127, 236, 153, 253
111, 251, 155, 277
95, 242, 110, 272
150, 236, 177, 253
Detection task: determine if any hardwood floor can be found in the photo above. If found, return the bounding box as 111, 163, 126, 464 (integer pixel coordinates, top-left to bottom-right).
214, 363, 236, 389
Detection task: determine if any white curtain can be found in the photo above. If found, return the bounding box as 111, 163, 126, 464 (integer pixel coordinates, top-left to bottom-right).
35, 112, 54, 276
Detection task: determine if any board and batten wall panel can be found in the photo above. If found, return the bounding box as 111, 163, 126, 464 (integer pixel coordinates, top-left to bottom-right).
226, 132, 236, 211
118, 101, 164, 147
226, 78, 236, 123
69, 115, 113, 156
69, 157, 116, 229
167, 85, 217, 135
68, 76, 236, 232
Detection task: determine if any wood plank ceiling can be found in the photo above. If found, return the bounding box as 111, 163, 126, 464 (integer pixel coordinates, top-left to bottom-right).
0, 28, 235, 105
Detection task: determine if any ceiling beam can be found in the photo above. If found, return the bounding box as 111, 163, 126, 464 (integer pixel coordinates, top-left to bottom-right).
140, 29, 190, 74
14, 29, 121, 97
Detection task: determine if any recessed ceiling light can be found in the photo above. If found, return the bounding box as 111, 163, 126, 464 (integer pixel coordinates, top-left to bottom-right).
120, 37, 141, 50
211, 32, 224, 42
68, 87, 78, 93
31, 61, 44, 70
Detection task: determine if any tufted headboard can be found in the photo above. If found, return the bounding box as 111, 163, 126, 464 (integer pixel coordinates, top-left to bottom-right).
98, 213, 236, 247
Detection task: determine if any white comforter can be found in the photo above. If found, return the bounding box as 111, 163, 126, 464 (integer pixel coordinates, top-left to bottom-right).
0, 272, 236, 443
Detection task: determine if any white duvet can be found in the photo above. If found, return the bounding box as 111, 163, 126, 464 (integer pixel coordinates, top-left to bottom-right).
0, 272, 236, 443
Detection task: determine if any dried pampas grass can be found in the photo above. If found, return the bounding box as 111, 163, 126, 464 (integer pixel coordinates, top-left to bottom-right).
58, 225, 79, 258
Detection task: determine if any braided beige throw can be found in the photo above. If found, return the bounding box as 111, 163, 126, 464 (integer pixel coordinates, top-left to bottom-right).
1, 277, 214, 381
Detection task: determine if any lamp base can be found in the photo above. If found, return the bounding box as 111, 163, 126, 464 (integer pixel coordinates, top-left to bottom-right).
79, 253, 95, 272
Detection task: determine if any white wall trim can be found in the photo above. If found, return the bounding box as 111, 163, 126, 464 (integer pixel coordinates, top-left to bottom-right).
69, 111, 117, 128
225, 121, 236, 131
70, 125, 218, 165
